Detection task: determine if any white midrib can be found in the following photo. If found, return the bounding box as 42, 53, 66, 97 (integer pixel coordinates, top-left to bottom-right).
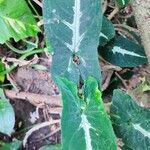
121, 0, 125, 5
63, 0, 84, 52
112, 46, 146, 58
133, 124, 150, 138
100, 32, 108, 40
80, 114, 94, 150
73, 0, 80, 52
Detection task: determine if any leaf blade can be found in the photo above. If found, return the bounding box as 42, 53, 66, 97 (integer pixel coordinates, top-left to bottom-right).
0, 140, 22, 150
99, 16, 115, 46
99, 36, 147, 67
56, 77, 117, 150
0, 89, 15, 135
43, 0, 102, 83
111, 89, 150, 150
0, 0, 40, 43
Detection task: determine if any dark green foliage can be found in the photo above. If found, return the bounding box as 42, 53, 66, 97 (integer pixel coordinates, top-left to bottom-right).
56, 77, 117, 150
115, 0, 130, 8
0, 140, 22, 150
100, 16, 115, 46
43, 0, 102, 84
99, 36, 147, 67
111, 89, 150, 150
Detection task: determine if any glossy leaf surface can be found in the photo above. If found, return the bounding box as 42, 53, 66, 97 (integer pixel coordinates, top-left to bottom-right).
99, 36, 147, 67
111, 89, 150, 150
43, 0, 102, 83
56, 77, 117, 150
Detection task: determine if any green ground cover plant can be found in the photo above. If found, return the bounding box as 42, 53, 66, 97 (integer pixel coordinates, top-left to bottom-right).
0, 0, 150, 149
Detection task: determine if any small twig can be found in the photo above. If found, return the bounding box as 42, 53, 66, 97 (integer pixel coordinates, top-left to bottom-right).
44, 104, 52, 120
23, 120, 60, 147
4, 90, 62, 107
114, 24, 139, 33
102, 65, 122, 72
5, 41, 33, 54
37, 19, 44, 27
28, 0, 40, 18
115, 72, 128, 89
118, 12, 133, 19
102, 70, 114, 91
99, 56, 122, 71
115, 27, 139, 44
0, 49, 45, 75
4, 58, 31, 66
3, 55, 39, 67
99, 55, 122, 71
49, 107, 62, 115
35, 103, 44, 118
108, 7, 119, 20
4, 89, 111, 113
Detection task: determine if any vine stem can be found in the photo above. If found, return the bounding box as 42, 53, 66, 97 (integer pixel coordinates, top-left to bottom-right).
28, 0, 40, 18
0, 49, 45, 75
108, 7, 119, 20
23, 120, 60, 147
5, 41, 34, 54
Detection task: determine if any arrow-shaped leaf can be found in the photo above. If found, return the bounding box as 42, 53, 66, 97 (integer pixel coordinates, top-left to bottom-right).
99, 36, 147, 67
111, 89, 150, 150
43, 0, 102, 83
56, 77, 117, 150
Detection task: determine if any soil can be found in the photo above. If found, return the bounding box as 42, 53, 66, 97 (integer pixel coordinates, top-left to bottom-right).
8, 57, 61, 150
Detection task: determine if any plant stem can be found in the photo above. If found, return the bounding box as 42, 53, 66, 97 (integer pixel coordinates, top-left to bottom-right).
28, 0, 41, 18
108, 7, 119, 20
0, 49, 45, 75
5, 41, 33, 54
19, 48, 44, 60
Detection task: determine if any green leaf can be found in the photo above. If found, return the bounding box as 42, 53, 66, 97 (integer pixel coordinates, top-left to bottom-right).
0, 0, 40, 44
0, 89, 15, 135
0, 61, 5, 83
43, 0, 102, 84
99, 36, 148, 67
111, 89, 150, 150
39, 144, 61, 150
115, 0, 130, 8
143, 84, 150, 92
100, 16, 115, 46
0, 140, 22, 150
56, 76, 117, 150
